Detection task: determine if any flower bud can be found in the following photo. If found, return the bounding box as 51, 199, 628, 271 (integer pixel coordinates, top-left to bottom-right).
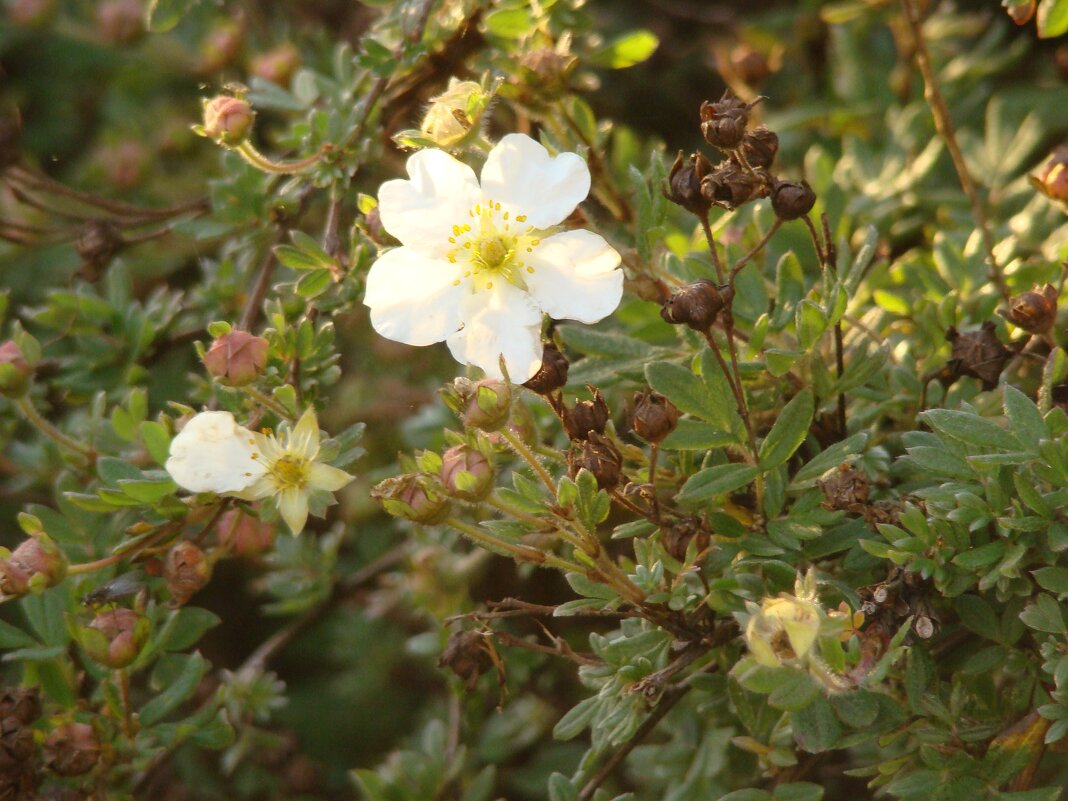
0, 534, 66, 599
0, 687, 40, 726
217, 509, 276, 557
745, 594, 823, 667
440, 444, 495, 502
568, 432, 622, 490
80, 608, 148, 669
660, 515, 710, 561
817, 464, 869, 512
8, 0, 55, 27
250, 42, 301, 87
516, 49, 577, 100
728, 43, 772, 85
99, 139, 148, 190
43, 721, 99, 777
660, 280, 734, 332
76, 220, 124, 275
701, 161, 769, 209
631, 388, 679, 444
1007, 0, 1036, 24
371, 474, 450, 524
699, 91, 751, 150
771, 180, 817, 221
201, 96, 254, 145
199, 20, 244, 74
0, 341, 32, 398
561, 388, 610, 441
1034, 147, 1068, 202
164, 541, 212, 606
740, 126, 778, 169
522, 341, 569, 395
999, 284, 1057, 335
420, 79, 489, 148
664, 151, 713, 217
459, 379, 512, 432
96, 0, 143, 45
203, 330, 269, 386
438, 629, 492, 691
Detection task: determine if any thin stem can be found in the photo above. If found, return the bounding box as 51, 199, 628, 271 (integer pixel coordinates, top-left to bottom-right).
239, 236, 282, 331
117, 669, 134, 740
235, 141, 321, 175
729, 220, 781, 282
803, 216, 848, 439
899, 0, 1010, 303
444, 516, 583, 573
68, 553, 124, 576
699, 215, 727, 283
241, 385, 294, 421
499, 427, 556, 495
648, 443, 662, 521
15, 396, 92, 458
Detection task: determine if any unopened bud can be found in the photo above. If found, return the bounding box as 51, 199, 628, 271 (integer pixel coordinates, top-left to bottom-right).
664, 151, 713, 216
1034, 147, 1068, 203
43, 722, 99, 777
250, 42, 301, 87
217, 509, 276, 557
76, 220, 124, 274
372, 474, 450, 524
203, 329, 268, 386
516, 49, 576, 100
8, 0, 55, 27
522, 342, 569, 395
80, 608, 148, 669
455, 378, 511, 432
199, 20, 244, 74
438, 629, 492, 691
568, 432, 622, 490
771, 180, 817, 221
440, 444, 495, 502
631, 388, 679, 443
562, 388, 610, 441
164, 541, 212, 606
96, 0, 143, 45
0, 341, 32, 398
699, 91, 752, 150
701, 161, 768, 209
740, 126, 778, 169
201, 95, 254, 145
999, 283, 1057, 335
420, 79, 489, 148
0, 533, 66, 598
660, 280, 733, 332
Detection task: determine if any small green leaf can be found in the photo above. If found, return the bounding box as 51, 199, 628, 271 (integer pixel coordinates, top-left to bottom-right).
1038, 0, 1068, 37
590, 30, 659, 69
678, 464, 759, 506
1020, 594, 1068, 634
759, 390, 814, 470
484, 7, 536, 38
139, 653, 207, 726
146, 0, 201, 32
1004, 385, 1047, 451
922, 409, 1021, 451
1034, 566, 1068, 595
548, 773, 579, 801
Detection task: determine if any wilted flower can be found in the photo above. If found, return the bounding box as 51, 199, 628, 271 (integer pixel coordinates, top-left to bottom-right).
419, 78, 490, 148
700, 91, 751, 150
664, 150, 713, 216
771, 179, 817, 221
740, 127, 778, 169
660, 280, 733, 331
364, 134, 623, 381
745, 594, 823, 667
218, 509, 276, 557
561, 388, 610, 441
522, 341, 570, 395
165, 541, 212, 606
568, 432, 622, 490
701, 161, 768, 209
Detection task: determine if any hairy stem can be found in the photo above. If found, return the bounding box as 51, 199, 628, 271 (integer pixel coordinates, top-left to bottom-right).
499, 427, 557, 495
15, 395, 92, 458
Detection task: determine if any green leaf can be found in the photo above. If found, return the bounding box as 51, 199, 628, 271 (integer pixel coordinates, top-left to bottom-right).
296, 269, 334, 298
791, 695, 841, 752
773, 784, 824, 801
790, 432, 869, 488
139, 653, 207, 726
484, 7, 536, 38
955, 594, 1000, 640
1034, 566, 1068, 595
118, 478, 177, 504
96, 456, 144, 486
590, 30, 659, 69
646, 361, 723, 424
661, 419, 736, 450
768, 669, 819, 711
759, 390, 814, 470
146, 0, 201, 32
719, 791, 771, 801
157, 608, 222, 652
1020, 594, 1068, 634
921, 409, 1021, 451
548, 773, 579, 801
678, 464, 759, 506
1004, 385, 1047, 452
1038, 0, 1068, 37
795, 300, 828, 351
0, 620, 37, 649
830, 690, 879, 728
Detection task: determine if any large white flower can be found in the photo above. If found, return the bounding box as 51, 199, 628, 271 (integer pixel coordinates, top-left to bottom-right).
364, 134, 624, 381
165, 411, 263, 494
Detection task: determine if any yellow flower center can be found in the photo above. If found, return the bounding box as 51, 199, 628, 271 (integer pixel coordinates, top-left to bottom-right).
446, 199, 542, 292
269, 454, 309, 490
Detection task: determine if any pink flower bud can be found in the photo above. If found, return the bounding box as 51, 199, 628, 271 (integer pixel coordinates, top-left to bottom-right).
202, 96, 254, 145
372, 474, 450, 524
461, 379, 512, 432
0, 341, 32, 398
440, 445, 495, 501
202, 330, 269, 386
250, 42, 301, 87
0, 534, 66, 598
217, 510, 276, 557
83, 608, 148, 669
165, 542, 212, 606
96, 0, 143, 45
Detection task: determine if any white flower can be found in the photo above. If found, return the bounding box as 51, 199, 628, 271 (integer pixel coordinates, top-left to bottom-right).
364, 133, 623, 381
165, 409, 354, 536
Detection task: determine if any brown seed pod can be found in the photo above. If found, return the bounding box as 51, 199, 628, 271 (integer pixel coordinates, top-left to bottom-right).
568, 432, 622, 490
561, 388, 610, 442
660, 280, 734, 332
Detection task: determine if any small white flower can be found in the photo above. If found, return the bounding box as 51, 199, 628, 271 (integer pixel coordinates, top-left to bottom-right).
364, 133, 623, 381
165, 409, 354, 536
165, 411, 264, 494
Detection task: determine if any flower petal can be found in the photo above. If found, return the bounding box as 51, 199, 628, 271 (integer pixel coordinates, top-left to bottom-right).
290, 407, 320, 457
308, 462, 354, 493
378, 148, 480, 255
165, 411, 265, 494
277, 489, 309, 535
525, 230, 623, 324
445, 284, 543, 380
479, 134, 591, 229
364, 247, 465, 347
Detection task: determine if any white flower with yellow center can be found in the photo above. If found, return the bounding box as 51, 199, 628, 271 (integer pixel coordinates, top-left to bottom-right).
364, 133, 624, 381
165, 409, 353, 536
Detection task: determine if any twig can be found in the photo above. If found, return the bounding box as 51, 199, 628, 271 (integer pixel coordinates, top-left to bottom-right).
899, 0, 1010, 302
729, 220, 781, 282
238, 234, 283, 332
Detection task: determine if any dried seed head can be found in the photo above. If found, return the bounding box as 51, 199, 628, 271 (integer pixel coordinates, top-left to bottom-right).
660, 280, 734, 332
522, 341, 570, 395
0, 713, 35, 769
1006, 0, 1037, 25
631, 388, 679, 444
944, 322, 1012, 391
740, 126, 778, 169
999, 283, 1057, 335
43, 722, 99, 777
699, 91, 751, 150
203, 329, 269, 386
660, 515, 710, 561
0, 688, 40, 727
701, 161, 769, 209
440, 444, 495, 501
164, 541, 212, 607
771, 179, 817, 221
728, 43, 772, 85
817, 464, 869, 512
438, 629, 492, 691
76, 220, 124, 274
562, 388, 610, 441
664, 151, 714, 216
371, 474, 450, 524
568, 432, 622, 490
